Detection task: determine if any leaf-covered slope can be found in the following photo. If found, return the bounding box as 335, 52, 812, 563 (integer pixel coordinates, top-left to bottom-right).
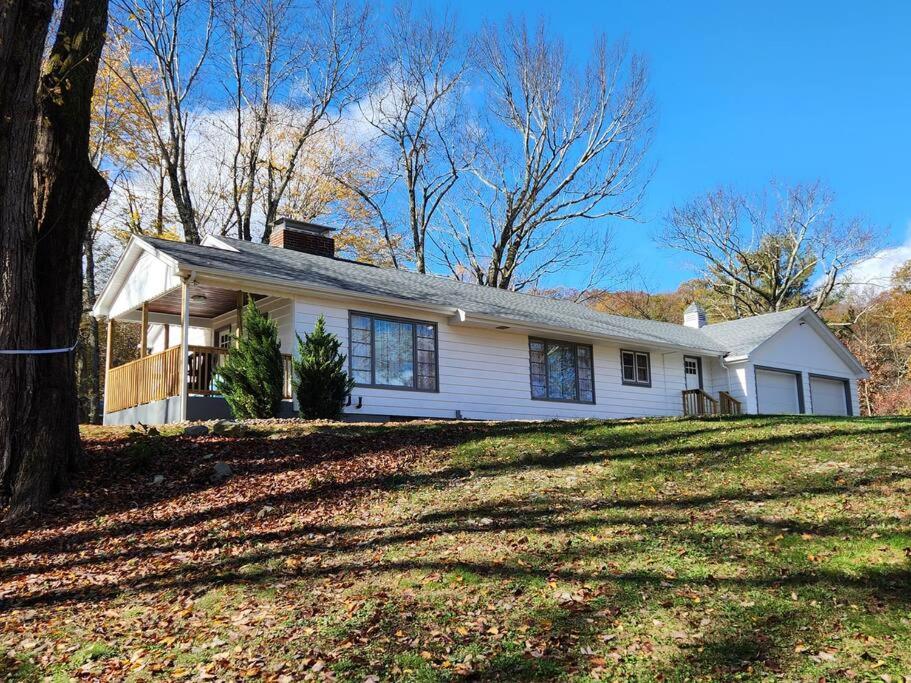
2, 416, 910, 681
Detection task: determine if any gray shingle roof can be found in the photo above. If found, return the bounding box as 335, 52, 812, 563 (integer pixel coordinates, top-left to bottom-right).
141, 236, 803, 356
700, 307, 807, 356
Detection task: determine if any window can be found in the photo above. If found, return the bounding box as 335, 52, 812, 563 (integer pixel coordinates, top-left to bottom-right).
216, 325, 233, 349
529, 338, 595, 403
621, 349, 651, 387
349, 312, 437, 391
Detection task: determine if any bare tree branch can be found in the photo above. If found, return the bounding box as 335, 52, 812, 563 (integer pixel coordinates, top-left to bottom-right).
352, 3, 472, 272
109, 0, 215, 243
442, 19, 653, 290
660, 181, 880, 316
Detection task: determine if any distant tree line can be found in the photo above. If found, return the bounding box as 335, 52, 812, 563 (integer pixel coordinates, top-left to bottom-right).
830, 262, 911, 415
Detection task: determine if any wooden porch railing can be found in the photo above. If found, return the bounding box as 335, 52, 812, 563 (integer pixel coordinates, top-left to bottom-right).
718, 391, 743, 415
106, 346, 182, 413
106, 345, 293, 413
187, 345, 293, 399
682, 389, 743, 416
187, 345, 225, 395
682, 388, 719, 416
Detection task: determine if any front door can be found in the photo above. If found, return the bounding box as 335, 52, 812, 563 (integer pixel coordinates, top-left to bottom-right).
683, 356, 701, 390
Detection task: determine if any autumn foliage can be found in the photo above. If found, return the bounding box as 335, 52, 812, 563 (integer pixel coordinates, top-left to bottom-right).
829, 260, 911, 415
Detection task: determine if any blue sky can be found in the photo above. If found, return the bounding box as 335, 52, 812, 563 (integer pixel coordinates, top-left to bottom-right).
448, 0, 911, 291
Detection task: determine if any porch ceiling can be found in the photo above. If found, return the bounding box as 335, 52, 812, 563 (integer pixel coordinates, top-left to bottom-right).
147, 285, 264, 319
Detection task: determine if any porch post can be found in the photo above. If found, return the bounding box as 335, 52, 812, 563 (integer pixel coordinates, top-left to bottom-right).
163, 324, 169, 350
179, 280, 190, 421
235, 290, 244, 346
103, 318, 114, 416
140, 302, 148, 357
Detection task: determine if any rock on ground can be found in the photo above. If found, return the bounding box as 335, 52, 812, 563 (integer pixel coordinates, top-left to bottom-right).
211, 461, 233, 481
183, 424, 209, 436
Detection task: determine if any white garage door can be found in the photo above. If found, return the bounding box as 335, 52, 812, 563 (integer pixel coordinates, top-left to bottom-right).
810, 376, 849, 416
756, 369, 800, 414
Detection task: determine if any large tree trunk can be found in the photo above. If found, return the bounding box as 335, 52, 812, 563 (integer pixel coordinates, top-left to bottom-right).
0, 0, 55, 509
13, 0, 110, 518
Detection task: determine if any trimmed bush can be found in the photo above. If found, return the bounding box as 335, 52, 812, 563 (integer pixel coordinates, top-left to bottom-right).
215, 299, 284, 419
293, 316, 353, 419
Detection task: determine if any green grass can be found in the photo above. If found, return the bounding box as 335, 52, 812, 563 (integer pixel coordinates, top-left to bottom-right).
70, 643, 116, 667
2, 415, 910, 681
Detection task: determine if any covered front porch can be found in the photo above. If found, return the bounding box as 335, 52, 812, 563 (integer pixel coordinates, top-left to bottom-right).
102, 280, 295, 425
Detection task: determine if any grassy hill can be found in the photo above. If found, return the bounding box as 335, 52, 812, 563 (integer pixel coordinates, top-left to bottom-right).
2, 416, 910, 681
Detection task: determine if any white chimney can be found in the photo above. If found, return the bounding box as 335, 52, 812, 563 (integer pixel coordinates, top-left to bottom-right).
683, 302, 707, 329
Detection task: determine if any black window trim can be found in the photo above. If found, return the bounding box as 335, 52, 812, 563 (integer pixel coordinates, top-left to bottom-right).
621, 348, 652, 387
348, 310, 439, 393
528, 336, 596, 405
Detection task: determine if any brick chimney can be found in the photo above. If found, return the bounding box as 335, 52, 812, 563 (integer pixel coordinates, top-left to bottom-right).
269, 218, 335, 257
683, 302, 707, 329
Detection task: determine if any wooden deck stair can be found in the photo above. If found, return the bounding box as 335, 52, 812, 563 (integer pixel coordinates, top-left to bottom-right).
682, 389, 742, 416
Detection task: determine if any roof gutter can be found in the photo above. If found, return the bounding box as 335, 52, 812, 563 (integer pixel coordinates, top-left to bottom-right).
455, 309, 724, 355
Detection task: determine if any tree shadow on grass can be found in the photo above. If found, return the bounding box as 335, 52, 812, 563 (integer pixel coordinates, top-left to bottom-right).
61, 413, 905, 532
1, 418, 908, 582
3, 463, 909, 612
1, 413, 909, 683
0, 418, 757, 558
0, 425, 899, 579
3, 467, 906, 586
5, 417, 693, 537
17, 413, 905, 540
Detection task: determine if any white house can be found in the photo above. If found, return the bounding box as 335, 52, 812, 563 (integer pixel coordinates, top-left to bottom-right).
92, 219, 868, 425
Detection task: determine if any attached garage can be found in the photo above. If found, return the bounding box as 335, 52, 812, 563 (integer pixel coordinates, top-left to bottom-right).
809, 375, 851, 416
755, 367, 803, 414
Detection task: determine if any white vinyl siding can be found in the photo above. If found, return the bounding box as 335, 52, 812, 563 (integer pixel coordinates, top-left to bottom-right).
147, 325, 209, 354
700, 358, 750, 411
293, 296, 686, 420
108, 251, 179, 319
751, 317, 858, 416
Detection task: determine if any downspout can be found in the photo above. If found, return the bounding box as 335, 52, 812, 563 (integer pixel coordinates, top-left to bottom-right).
719, 354, 733, 394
